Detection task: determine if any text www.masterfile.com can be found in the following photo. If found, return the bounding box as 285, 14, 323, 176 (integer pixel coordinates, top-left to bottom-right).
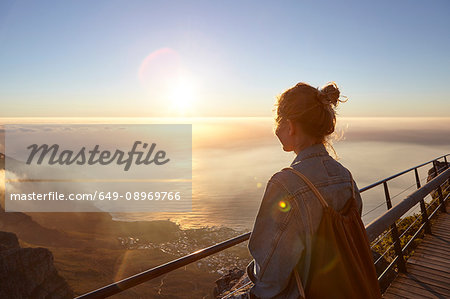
9, 191, 183, 201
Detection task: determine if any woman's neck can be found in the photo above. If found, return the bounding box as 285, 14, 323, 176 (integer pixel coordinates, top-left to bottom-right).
294, 140, 321, 155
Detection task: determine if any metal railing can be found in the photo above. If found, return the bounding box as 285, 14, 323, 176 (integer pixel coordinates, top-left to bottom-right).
366, 164, 449, 285
76, 154, 449, 299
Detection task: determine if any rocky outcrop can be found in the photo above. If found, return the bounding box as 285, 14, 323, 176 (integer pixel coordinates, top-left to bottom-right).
0, 231, 73, 299
0, 206, 80, 248
214, 268, 251, 299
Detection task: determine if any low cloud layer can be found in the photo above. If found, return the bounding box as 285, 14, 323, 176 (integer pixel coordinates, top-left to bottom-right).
0, 117, 449, 154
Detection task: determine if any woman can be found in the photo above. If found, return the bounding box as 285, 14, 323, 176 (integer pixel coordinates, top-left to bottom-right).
246, 82, 380, 298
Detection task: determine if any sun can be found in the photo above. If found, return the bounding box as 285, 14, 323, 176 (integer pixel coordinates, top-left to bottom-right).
168, 75, 197, 115
138, 48, 199, 116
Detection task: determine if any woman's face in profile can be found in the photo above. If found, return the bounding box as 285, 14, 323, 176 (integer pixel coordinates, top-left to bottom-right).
275, 118, 293, 152
275, 118, 315, 153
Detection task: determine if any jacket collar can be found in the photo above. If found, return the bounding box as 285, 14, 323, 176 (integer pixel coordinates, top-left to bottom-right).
290, 143, 329, 167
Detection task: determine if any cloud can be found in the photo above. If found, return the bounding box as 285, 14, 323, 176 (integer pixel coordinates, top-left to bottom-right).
192, 117, 450, 151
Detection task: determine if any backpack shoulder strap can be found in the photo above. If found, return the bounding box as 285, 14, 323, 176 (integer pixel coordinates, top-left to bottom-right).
282, 167, 329, 208
294, 269, 306, 299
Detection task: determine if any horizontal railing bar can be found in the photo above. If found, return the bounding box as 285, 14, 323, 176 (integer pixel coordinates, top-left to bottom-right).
401, 221, 426, 254
374, 242, 395, 265
427, 200, 441, 220
378, 255, 398, 281
370, 226, 393, 249
428, 205, 440, 220
365, 167, 450, 243
75, 232, 251, 299
428, 191, 449, 220
360, 154, 449, 192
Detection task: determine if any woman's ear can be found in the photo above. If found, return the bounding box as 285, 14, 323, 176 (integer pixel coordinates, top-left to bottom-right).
287, 119, 296, 136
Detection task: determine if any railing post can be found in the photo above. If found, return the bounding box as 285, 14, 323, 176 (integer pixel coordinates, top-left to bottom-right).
444, 156, 450, 187
383, 181, 407, 273
415, 168, 431, 234
433, 161, 447, 213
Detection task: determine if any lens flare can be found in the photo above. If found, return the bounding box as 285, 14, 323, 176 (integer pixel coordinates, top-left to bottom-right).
138, 47, 181, 90
278, 200, 291, 212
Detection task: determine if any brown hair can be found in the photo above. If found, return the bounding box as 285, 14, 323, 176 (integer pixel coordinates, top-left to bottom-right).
274, 82, 347, 158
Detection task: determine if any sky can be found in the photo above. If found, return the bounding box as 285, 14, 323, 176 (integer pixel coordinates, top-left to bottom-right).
0, 0, 449, 117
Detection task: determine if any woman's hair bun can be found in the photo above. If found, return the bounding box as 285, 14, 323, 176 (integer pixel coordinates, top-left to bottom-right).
318, 82, 342, 107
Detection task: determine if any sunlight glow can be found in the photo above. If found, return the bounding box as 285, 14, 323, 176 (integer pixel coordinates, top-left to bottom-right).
168, 75, 197, 115
138, 48, 199, 116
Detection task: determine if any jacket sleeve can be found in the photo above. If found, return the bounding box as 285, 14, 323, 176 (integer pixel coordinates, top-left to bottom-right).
352, 178, 363, 216
247, 174, 306, 298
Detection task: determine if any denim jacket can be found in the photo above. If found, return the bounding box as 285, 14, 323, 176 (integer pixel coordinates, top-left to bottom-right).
246, 143, 363, 299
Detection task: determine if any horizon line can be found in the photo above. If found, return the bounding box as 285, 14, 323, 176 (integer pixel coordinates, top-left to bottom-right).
1, 116, 449, 120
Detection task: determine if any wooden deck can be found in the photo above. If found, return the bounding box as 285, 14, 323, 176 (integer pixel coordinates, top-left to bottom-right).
383, 211, 450, 299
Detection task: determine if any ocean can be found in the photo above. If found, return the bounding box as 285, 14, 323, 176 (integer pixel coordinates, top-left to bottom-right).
1, 117, 449, 230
